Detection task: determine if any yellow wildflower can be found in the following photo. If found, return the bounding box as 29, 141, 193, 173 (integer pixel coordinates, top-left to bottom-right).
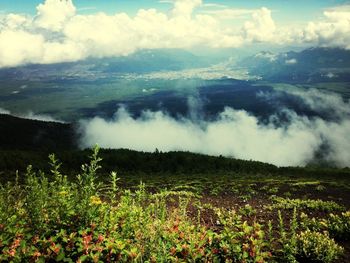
90, 195, 102, 205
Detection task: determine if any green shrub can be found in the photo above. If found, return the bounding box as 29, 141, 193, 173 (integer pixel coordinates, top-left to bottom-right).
0, 147, 274, 262
213, 208, 272, 262
296, 230, 343, 263
267, 197, 345, 212
316, 185, 326, 191
238, 204, 256, 217
300, 211, 350, 241
0, 147, 346, 262
327, 212, 350, 240
277, 209, 299, 263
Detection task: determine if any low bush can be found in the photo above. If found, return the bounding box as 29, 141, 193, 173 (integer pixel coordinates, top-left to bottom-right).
296, 230, 343, 263
0, 147, 348, 262
267, 197, 345, 212
301, 211, 350, 241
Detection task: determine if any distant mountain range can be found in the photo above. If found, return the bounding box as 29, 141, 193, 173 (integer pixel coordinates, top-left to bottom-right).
238, 47, 350, 82
0, 49, 209, 81
0, 48, 350, 83
94, 49, 207, 73
1, 47, 349, 83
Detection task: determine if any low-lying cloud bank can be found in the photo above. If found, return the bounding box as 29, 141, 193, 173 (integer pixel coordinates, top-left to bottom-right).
79, 88, 350, 167
79, 105, 350, 167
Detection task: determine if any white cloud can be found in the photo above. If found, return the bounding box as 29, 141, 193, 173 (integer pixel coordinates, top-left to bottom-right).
172, 0, 202, 18
0, 108, 10, 114
77, 7, 97, 12
41, 40, 86, 64
325, 4, 350, 12
79, 107, 319, 167
202, 3, 227, 9
243, 7, 276, 42
254, 51, 277, 62
0, 0, 279, 67
325, 72, 336, 79
79, 105, 350, 167
35, 0, 76, 31
0, 30, 44, 67
0, 108, 65, 123
0, 0, 349, 68
285, 58, 297, 65
19, 111, 66, 123
79, 89, 350, 167
201, 8, 255, 20
284, 88, 350, 118
300, 5, 350, 49
4, 13, 30, 29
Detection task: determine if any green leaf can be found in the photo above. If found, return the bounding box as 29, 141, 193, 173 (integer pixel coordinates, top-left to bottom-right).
79, 255, 88, 262
56, 251, 66, 261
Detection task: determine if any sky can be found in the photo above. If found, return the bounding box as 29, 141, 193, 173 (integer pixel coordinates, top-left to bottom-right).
0, 0, 346, 15
0, 0, 349, 67
0, 0, 347, 20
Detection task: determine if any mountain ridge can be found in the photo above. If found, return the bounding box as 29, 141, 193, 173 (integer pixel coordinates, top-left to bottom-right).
238, 47, 350, 82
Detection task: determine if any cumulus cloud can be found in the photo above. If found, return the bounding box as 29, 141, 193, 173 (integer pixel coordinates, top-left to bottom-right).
243, 7, 276, 42
0, 0, 245, 67
0, 0, 281, 67
35, 0, 76, 31
4, 13, 30, 29
300, 5, 350, 49
0, 30, 44, 67
0, 0, 349, 67
172, 0, 202, 18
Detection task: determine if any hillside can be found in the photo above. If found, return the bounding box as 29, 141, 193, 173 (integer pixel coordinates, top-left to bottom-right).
239, 47, 350, 82
1, 115, 350, 262
0, 114, 76, 151
1, 146, 350, 262
0, 113, 279, 176
0, 114, 349, 179
0, 49, 208, 82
